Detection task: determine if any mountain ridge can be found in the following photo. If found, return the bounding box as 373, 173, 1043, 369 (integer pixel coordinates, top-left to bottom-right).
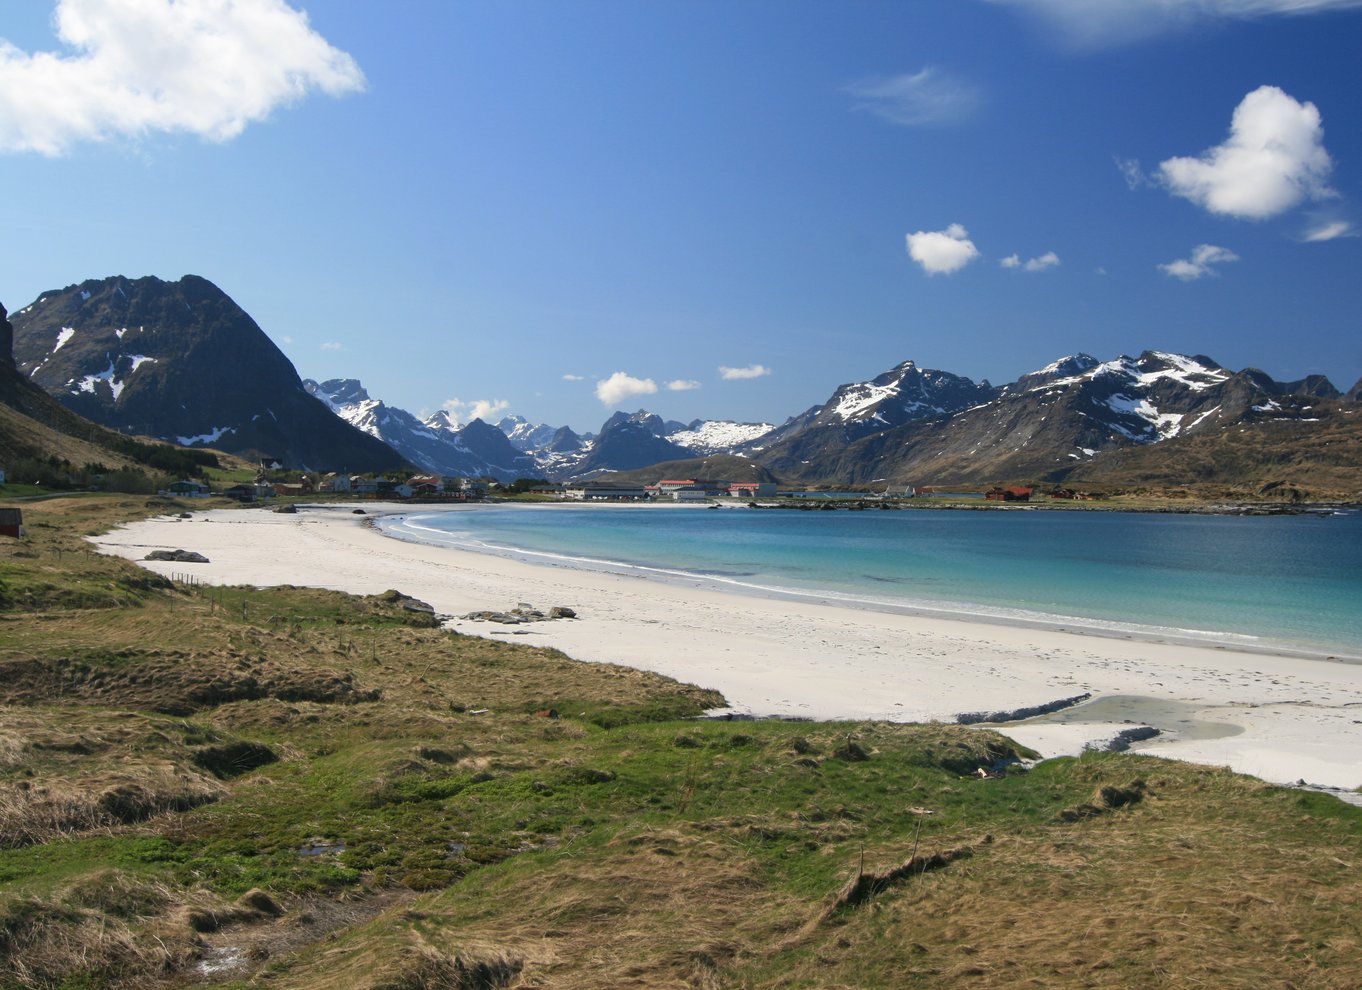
304, 377, 535, 480
7, 273, 1358, 495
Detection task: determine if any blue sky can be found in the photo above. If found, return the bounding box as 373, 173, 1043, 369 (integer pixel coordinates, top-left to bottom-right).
2, 0, 1360, 433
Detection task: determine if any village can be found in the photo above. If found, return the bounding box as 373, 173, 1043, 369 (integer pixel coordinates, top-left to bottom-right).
152, 471, 1109, 506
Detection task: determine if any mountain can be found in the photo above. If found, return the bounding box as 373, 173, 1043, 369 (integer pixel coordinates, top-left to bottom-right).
305, 378, 537, 480
1063, 398, 1362, 498
519, 408, 776, 480
546, 424, 586, 453
566, 417, 694, 478
760, 350, 1351, 488
497, 415, 562, 453
751, 360, 999, 482
752, 359, 997, 458
10, 275, 405, 472
2, 301, 131, 468
449, 419, 539, 479
1, 301, 228, 476
517, 424, 590, 479
601, 409, 689, 437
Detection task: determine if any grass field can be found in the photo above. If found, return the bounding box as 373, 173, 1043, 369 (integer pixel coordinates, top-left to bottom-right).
1, 496, 1359, 989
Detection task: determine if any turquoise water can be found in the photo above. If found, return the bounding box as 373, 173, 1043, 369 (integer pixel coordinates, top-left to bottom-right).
385, 505, 1362, 658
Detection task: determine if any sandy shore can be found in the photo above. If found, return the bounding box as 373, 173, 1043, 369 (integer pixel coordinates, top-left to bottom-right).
91, 502, 1362, 795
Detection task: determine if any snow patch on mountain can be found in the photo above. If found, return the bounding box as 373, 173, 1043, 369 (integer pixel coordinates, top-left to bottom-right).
67, 352, 157, 401
177, 424, 235, 446
74, 358, 119, 398
1139, 352, 1229, 390
1105, 393, 1184, 438
833, 381, 905, 421
668, 419, 774, 453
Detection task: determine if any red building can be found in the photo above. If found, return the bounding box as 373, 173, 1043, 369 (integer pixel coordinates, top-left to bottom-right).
986, 486, 1033, 502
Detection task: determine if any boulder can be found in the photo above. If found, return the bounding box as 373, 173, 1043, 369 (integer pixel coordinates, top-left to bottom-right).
144, 549, 210, 563
461, 604, 580, 624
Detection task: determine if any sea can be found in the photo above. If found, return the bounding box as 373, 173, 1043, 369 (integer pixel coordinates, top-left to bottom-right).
381, 504, 1362, 659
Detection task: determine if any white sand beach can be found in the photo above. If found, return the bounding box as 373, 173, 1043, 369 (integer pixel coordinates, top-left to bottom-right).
91, 503, 1362, 795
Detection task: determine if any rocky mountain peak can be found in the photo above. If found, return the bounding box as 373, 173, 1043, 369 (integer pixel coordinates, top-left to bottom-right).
497, 414, 561, 452
424, 410, 459, 433
1012, 353, 1099, 390
313, 378, 371, 405
548, 424, 584, 452
601, 409, 688, 437
821, 359, 996, 432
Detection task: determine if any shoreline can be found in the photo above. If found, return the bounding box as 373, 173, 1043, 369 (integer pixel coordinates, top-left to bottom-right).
90, 502, 1362, 795
381, 505, 1361, 666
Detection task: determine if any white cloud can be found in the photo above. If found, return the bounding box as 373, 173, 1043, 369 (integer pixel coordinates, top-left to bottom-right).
666, 379, 701, 391
1157, 86, 1334, 220
1158, 243, 1240, 281
845, 67, 981, 126
987, 0, 1362, 48
718, 364, 772, 381
1302, 219, 1355, 242
561, 373, 586, 381
0, 0, 365, 156
906, 223, 981, 275
1001, 251, 1061, 272
1115, 156, 1147, 189
440, 397, 511, 424
320, 341, 342, 351
595, 371, 657, 406
280, 335, 293, 344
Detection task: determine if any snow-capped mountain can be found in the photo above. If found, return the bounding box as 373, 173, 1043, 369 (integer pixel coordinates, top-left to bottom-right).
490, 408, 777, 480
758, 350, 1344, 486
305, 378, 536, 480
497, 415, 562, 453
819, 360, 997, 434
747, 360, 998, 459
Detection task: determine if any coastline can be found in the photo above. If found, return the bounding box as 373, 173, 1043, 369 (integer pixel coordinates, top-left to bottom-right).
90, 502, 1362, 795
381, 504, 1361, 665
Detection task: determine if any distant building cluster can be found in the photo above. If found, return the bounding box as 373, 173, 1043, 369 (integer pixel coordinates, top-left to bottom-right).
559, 478, 778, 501
158, 472, 492, 503
131, 470, 1109, 506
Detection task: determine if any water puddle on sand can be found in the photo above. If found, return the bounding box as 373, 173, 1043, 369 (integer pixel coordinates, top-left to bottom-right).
1026, 694, 1244, 741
